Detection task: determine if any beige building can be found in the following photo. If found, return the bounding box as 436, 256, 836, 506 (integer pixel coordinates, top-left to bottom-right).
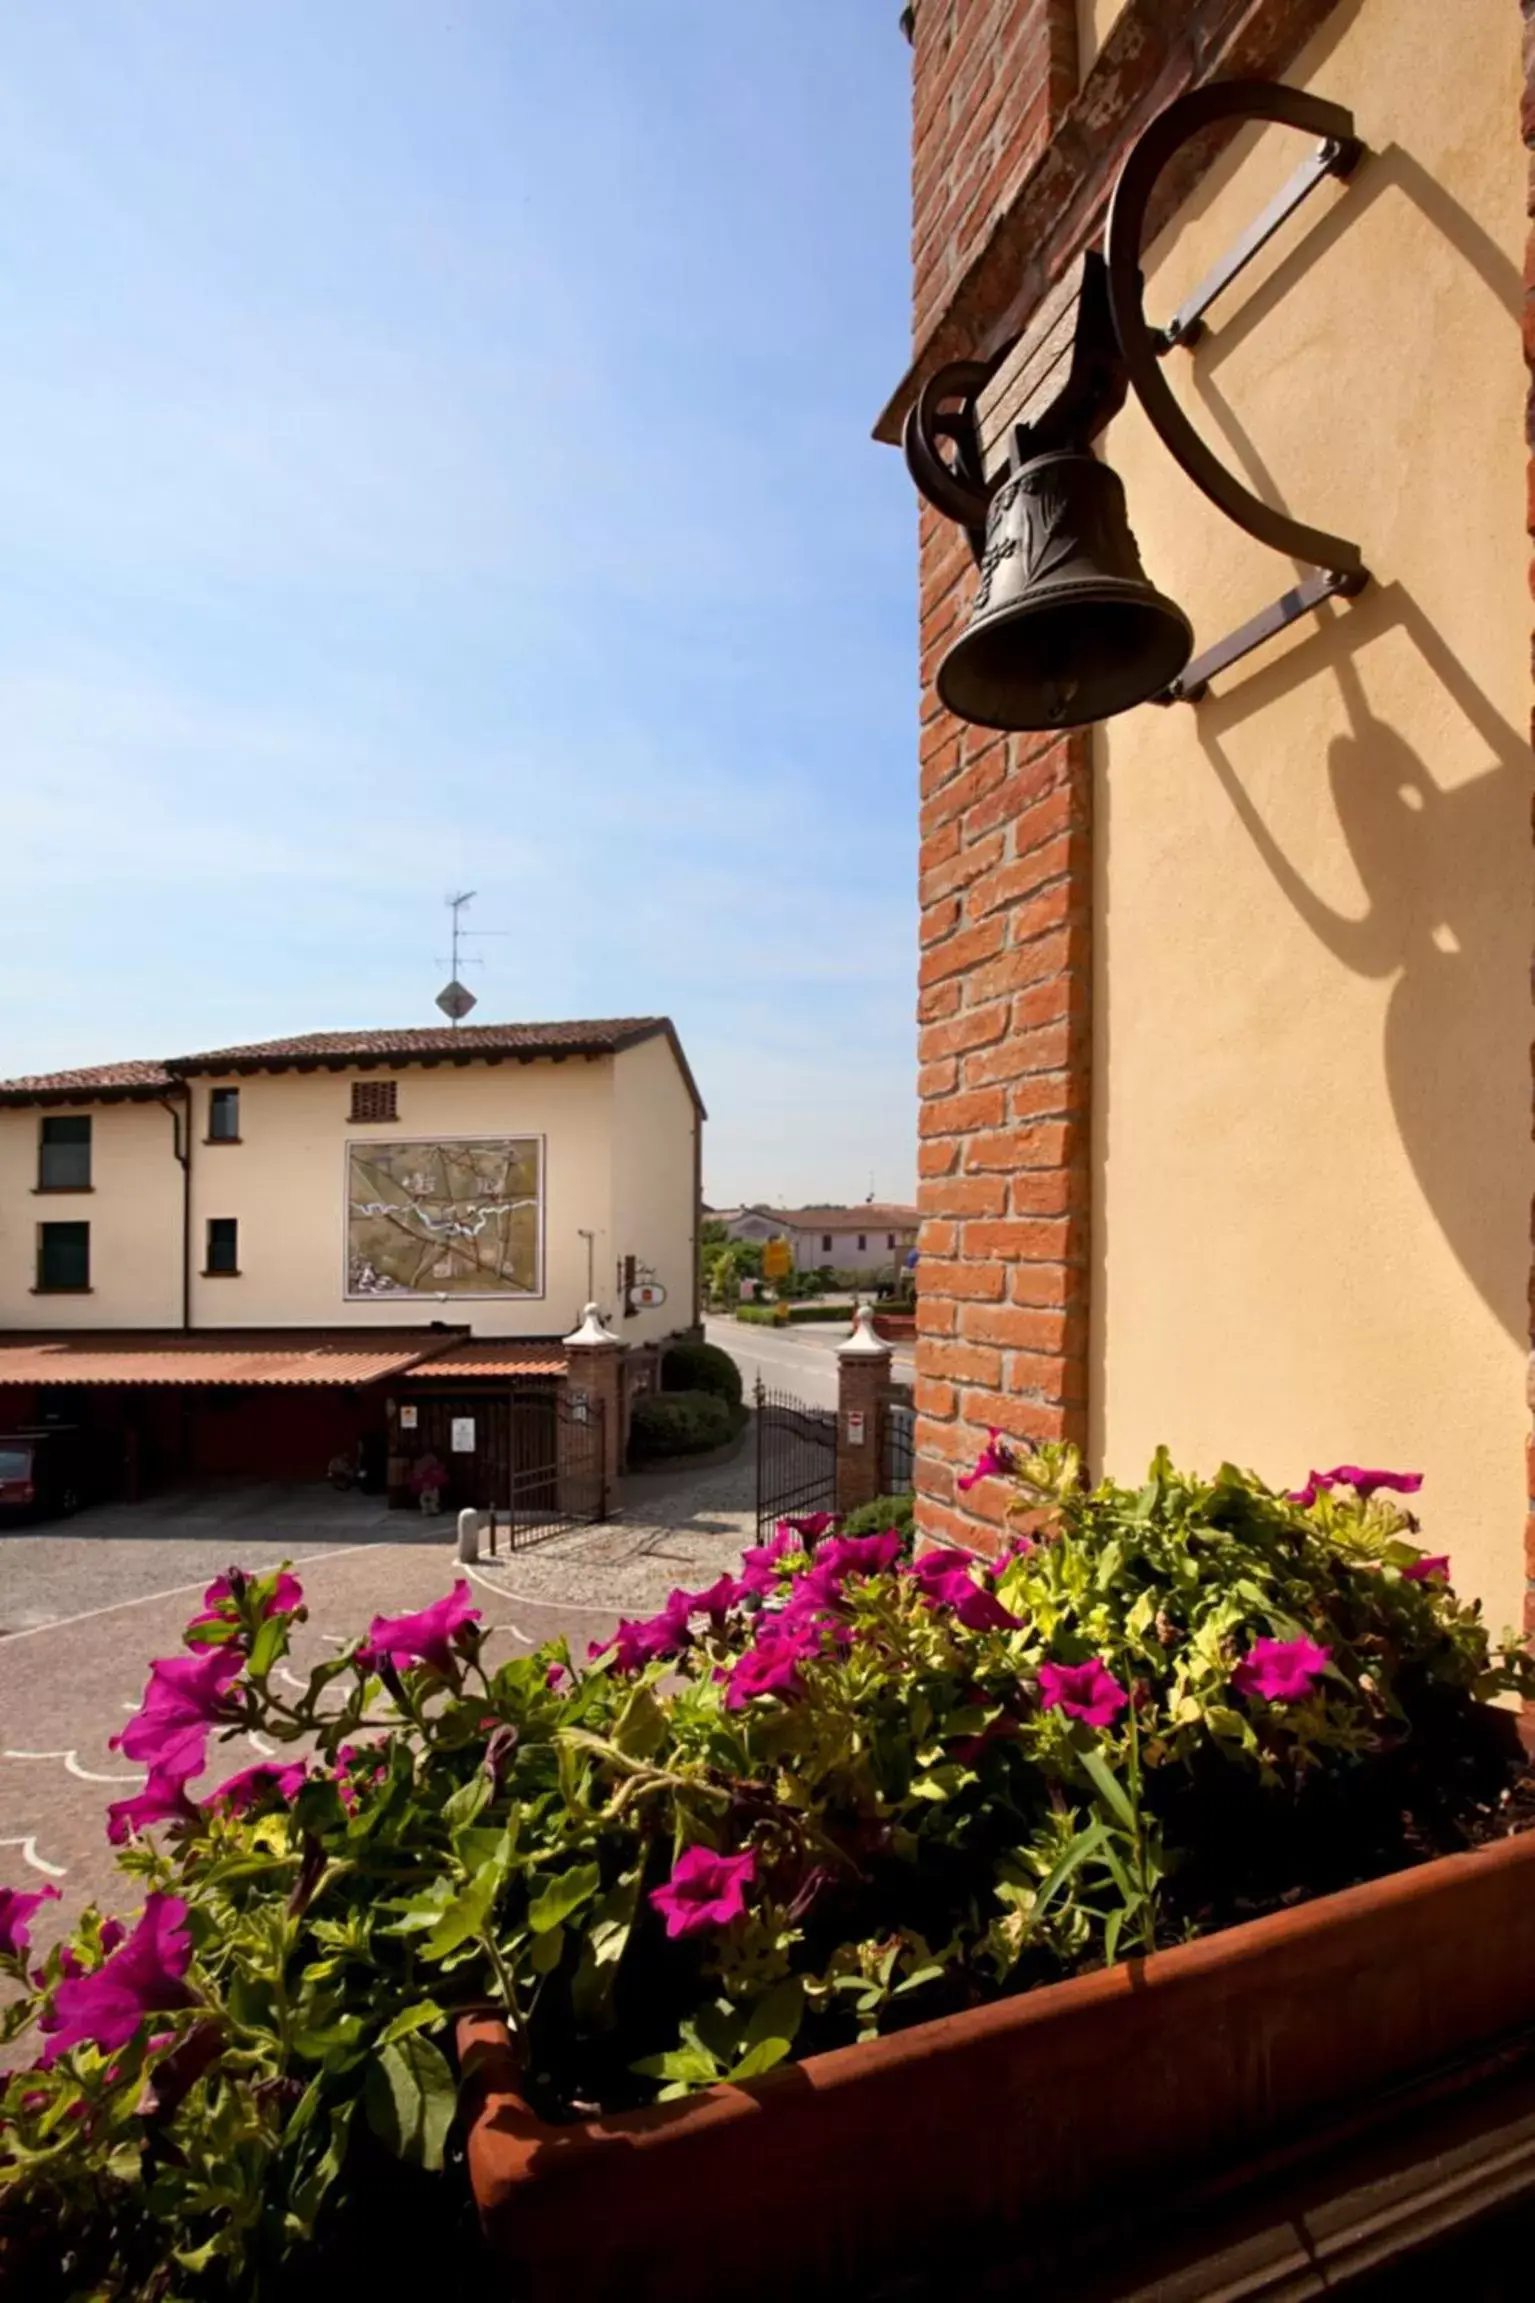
713, 1204, 918, 1277
884, 0, 1534, 1642
0, 1017, 702, 1502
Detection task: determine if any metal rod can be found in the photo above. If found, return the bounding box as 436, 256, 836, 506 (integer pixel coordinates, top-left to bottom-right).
1156, 135, 1363, 353
1158, 566, 1368, 704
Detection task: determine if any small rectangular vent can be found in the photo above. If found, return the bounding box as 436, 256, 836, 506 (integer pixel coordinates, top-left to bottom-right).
350, 1080, 398, 1123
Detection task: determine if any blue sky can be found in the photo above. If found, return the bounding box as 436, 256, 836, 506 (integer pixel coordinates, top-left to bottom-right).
0, 3, 917, 1206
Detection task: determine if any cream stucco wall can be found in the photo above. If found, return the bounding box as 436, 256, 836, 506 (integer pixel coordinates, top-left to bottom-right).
611, 1031, 701, 1346
1090, 0, 1530, 1632
185, 1061, 618, 1336
0, 1100, 182, 1329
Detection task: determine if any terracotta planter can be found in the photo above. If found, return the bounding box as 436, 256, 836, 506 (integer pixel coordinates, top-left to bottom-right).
458, 1829, 1535, 2301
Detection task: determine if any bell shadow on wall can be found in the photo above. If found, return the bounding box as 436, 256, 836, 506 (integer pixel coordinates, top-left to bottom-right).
1189, 576, 1531, 1348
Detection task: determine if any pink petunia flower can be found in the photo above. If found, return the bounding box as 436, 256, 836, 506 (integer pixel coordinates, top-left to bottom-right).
107, 1756, 203, 1846
356, 1581, 481, 1676
591, 1589, 696, 1674
724, 1620, 819, 1711
1231, 1636, 1332, 1705
37, 1895, 196, 2065
205, 1760, 308, 1813
1286, 1466, 1423, 1508
957, 1429, 1016, 1493
1038, 1657, 1129, 1728
907, 1550, 1021, 1633
111, 1647, 245, 1778
545, 1661, 568, 1689
189, 1569, 304, 1631
98, 1920, 126, 1956
648, 1846, 756, 1939
687, 1575, 743, 1627
781, 1513, 838, 1541
815, 1531, 903, 1582
1401, 1554, 1450, 1584
736, 1524, 806, 1596
0, 1883, 61, 1961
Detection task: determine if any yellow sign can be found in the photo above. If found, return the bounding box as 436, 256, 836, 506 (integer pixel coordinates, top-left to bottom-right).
762, 1237, 792, 1280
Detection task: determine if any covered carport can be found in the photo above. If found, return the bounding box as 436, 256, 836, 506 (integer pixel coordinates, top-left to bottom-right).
0, 1329, 466, 1502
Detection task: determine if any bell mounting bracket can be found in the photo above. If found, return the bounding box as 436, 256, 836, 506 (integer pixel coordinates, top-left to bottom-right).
903, 79, 1371, 709
1104, 79, 1369, 702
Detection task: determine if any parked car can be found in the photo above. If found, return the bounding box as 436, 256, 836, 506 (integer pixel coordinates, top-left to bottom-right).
0, 1427, 90, 1524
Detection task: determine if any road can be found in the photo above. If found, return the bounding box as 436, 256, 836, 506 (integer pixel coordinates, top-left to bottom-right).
704, 1314, 915, 1412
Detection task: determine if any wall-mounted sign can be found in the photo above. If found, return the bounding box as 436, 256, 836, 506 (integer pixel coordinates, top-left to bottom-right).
846, 1410, 866, 1447
399, 1404, 419, 1431
568, 1389, 590, 1425
629, 1280, 667, 1309
450, 1417, 476, 1454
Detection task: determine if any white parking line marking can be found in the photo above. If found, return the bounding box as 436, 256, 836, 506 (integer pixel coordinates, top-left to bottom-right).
463, 1562, 616, 1616
5, 1747, 143, 1784
246, 1731, 278, 1758
0, 1544, 383, 1644
0, 1835, 67, 1877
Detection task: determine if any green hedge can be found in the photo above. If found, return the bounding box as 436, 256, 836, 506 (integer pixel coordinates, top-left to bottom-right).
842, 1492, 916, 1543
628, 1389, 737, 1463
787, 1304, 855, 1325
660, 1338, 743, 1411
733, 1304, 783, 1326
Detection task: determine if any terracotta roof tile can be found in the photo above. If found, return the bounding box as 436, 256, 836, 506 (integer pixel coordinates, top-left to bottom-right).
0, 1329, 461, 1387
409, 1341, 568, 1379
0, 1059, 174, 1102
171, 1020, 667, 1070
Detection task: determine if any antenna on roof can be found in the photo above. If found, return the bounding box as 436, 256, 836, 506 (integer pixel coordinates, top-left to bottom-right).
436, 893, 479, 1025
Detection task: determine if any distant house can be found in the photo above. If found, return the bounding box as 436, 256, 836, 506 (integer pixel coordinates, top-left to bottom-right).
712, 1204, 917, 1276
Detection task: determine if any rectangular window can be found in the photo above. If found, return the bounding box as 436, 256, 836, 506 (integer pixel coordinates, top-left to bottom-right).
857, 1235, 867, 1252
887, 1234, 896, 1249
350, 1080, 398, 1123
821, 1233, 832, 1252
39, 1115, 91, 1191
37, 1221, 89, 1292
205, 1217, 239, 1275
208, 1088, 240, 1141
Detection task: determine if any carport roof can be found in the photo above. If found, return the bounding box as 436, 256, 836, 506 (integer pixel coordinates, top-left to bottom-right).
408, 1341, 568, 1378
0, 1330, 464, 1387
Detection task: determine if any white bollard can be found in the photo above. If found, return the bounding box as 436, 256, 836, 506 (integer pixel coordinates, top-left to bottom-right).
456, 1506, 481, 1564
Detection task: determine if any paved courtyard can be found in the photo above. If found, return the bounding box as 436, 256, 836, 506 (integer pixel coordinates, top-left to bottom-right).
0, 1449, 758, 1957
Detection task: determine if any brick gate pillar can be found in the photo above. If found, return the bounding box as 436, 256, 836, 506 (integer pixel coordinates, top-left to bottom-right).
836, 1305, 895, 1517
563, 1303, 625, 1512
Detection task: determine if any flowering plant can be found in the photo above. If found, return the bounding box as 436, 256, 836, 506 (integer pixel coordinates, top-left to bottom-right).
3, 1452, 1530, 2297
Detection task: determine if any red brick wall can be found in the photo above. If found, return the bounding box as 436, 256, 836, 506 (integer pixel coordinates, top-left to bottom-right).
910, 0, 1079, 347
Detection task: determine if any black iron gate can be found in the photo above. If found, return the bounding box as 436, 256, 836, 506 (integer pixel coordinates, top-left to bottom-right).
883, 1397, 915, 1495
754, 1378, 836, 1536
411, 1386, 606, 1550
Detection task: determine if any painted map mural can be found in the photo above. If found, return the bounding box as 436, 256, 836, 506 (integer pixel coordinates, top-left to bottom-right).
346, 1138, 542, 1298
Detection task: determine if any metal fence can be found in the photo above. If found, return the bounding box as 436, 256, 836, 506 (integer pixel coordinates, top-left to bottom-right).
754, 1378, 837, 1535
479, 1389, 607, 1551
883, 1400, 915, 1496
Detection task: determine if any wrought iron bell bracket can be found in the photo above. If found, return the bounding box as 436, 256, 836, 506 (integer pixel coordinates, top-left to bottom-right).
1104, 80, 1371, 703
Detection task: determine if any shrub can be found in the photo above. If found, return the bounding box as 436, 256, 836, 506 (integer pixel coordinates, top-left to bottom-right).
628, 1388, 735, 1461
734, 1303, 784, 1327
786, 1303, 855, 1324
661, 1339, 743, 1412
842, 1492, 916, 1543
3, 1453, 1531, 2294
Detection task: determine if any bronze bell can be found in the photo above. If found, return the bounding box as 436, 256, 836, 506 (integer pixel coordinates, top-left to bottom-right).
937, 449, 1193, 732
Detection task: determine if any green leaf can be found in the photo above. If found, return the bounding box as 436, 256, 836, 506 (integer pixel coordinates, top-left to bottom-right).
530, 1924, 565, 1974
1079, 1745, 1135, 1831
729, 2035, 793, 2080
572, 1866, 643, 2029
444, 1774, 491, 1831
1033, 1818, 1112, 1921
378, 2000, 448, 2049
613, 1683, 668, 1761
743, 1976, 803, 2055
246, 1613, 289, 1681
289, 2100, 356, 2238
363, 2033, 456, 2171
631, 2044, 718, 2086
527, 1861, 601, 1934
422, 1863, 498, 1960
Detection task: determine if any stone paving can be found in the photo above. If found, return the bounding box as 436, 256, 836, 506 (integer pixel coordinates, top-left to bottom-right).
0, 1449, 763, 1965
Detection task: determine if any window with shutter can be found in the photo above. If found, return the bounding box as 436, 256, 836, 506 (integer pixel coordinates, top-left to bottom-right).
38, 1222, 90, 1291
205, 1218, 239, 1274
39, 1116, 91, 1190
